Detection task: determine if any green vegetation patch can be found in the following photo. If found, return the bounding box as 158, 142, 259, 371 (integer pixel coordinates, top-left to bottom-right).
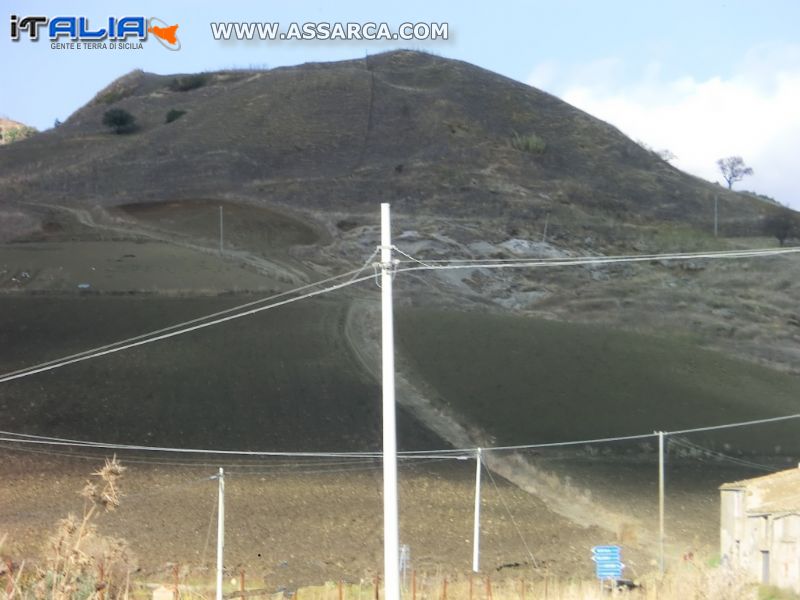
102, 108, 137, 134
165, 108, 187, 123
0, 124, 37, 144
510, 130, 546, 154
759, 585, 800, 600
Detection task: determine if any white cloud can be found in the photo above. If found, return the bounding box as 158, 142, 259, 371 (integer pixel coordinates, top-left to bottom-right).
528, 45, 800, 208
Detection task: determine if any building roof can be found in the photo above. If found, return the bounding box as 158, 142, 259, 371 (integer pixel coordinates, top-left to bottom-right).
720, 466, 800, 514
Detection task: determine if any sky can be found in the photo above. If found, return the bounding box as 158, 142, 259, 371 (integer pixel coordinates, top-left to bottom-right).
2, 0, 799, 207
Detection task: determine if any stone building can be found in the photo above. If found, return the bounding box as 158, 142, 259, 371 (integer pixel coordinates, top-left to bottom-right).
720, 466, 800, 591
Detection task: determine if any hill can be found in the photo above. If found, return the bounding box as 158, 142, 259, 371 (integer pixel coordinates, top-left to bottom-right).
0, 51, 775, 234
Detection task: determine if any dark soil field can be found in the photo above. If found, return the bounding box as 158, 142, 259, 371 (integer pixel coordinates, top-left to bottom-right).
114, 200, 325, 259
0, 240, 282, 293
0, 449, 632, 590
0, 295, 439, 452
395, 308, 800, 454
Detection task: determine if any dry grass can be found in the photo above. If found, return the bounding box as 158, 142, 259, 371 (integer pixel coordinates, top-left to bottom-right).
1, 457, 136, 600
292, 564, 757, 600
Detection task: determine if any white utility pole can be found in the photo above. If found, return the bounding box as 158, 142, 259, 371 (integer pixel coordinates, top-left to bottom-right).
216, 467, 225, 600
657, 431, 665, 576
472, 447, 483, 572
219, 206, 224, 256
380, 203, 400, 600
714, 196, 719, 238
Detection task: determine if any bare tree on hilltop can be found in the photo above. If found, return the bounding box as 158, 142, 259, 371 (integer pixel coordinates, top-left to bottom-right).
717, 156, 753, 189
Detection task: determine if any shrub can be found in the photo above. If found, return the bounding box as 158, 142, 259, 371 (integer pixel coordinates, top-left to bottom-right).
511, 130, 546, 154
165, 109, 187, 123
1, 457, 135, 599
763, 207, 799, 246
169, 73, 210, 92
102, 108, 137, 134
97, 89, 128, 104
94, 82, 135, 105
0, 125, 37, 144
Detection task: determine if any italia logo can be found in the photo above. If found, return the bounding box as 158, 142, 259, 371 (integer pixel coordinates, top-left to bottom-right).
10, 15, 181, 50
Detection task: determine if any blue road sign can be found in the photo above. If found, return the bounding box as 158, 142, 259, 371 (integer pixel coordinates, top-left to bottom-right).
595, 562, 625, 571
592, 546, 624, 579
592, 545, 621, 556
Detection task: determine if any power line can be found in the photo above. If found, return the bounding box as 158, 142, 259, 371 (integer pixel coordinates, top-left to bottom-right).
0, 267, 375, 383
224, 456, 456, 477
669, 413, 800, 435
393, 245, 800, 274
0, 271, 376, 384
0, 442, 378, 468
393, 245, 800, 264
0, 435, 378, 457
3, 414, 799, 457
0, 430, 469, 460
397, 245, 800, 264
483, 461, 539, 569
3, 245, 796, 385
482, 432, 658, 452
669, 437, 778, 473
